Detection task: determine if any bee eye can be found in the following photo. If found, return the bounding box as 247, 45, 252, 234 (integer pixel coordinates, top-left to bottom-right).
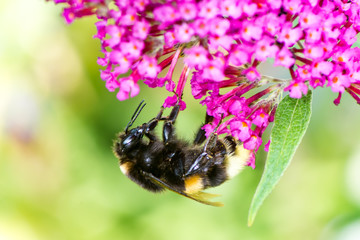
122, 135, 135, 146
121, 129, 141, 151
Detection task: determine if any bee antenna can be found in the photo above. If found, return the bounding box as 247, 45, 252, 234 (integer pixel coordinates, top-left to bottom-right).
125, 100, 146, 133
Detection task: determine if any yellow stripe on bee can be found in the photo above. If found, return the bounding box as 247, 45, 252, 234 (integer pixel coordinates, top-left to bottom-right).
184, 175, 204, 194
226, 144, 251, 179
120, 162, 132, 175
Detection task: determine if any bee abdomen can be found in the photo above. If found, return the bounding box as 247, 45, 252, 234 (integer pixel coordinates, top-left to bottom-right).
206, 164, 227, 187
225, 143, 251, 179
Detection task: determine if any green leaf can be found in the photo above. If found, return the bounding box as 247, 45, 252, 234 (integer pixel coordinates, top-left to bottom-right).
248, 91, 313, 226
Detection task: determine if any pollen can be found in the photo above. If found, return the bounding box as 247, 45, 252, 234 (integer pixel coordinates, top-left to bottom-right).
69, 12, 75, 20
122, 56, 129, 62
257, 3, 264, 9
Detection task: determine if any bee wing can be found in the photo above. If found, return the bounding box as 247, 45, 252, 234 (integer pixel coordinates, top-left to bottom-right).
187, 191, 224, 207
144, 172, 223, 207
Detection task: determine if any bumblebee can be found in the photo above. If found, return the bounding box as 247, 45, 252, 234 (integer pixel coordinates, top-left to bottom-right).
113, 100, 251, 206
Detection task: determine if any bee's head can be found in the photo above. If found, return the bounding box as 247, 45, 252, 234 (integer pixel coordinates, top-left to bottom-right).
117, 127, 144, 154
114, 100, 146, 155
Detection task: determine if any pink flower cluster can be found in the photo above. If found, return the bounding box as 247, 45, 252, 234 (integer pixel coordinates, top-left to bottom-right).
52, 0, 105, 23
52, 0, 360, 168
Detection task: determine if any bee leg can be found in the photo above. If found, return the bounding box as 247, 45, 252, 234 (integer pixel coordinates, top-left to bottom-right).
203, 132, 219, 152
186, 117, 222, 176
142, 106, 165, 142
193, 114, 214, 145
185, 134, 227, 179
162, 104, 180, 144
202, 114, 224, 152
146, 106, 164, 131
191, 134, 228, 188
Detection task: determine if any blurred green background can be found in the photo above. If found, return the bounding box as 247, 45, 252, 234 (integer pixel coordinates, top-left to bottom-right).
1, 1, 360, 240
